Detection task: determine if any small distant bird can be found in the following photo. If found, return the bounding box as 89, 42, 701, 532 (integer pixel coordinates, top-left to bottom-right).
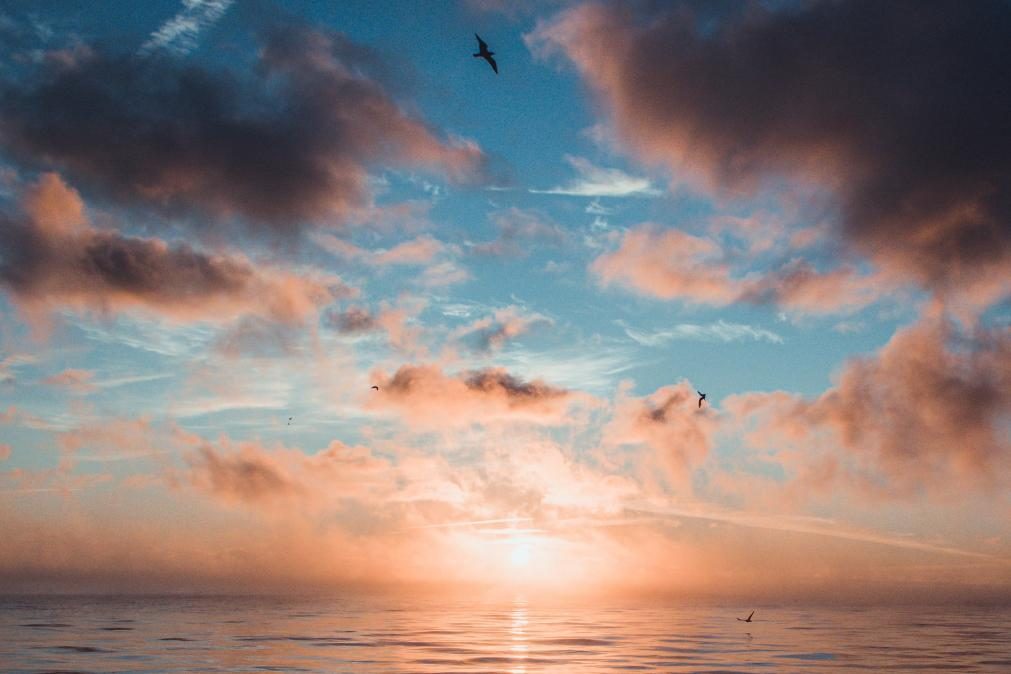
287, 416, 293, 425
697, 391, 707, 408
371, 385, 380, 391
474, 34, 498, 74
737, 610, 755, 623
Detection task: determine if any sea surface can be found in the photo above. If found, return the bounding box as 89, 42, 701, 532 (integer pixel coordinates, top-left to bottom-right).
1, 595, 1009, 673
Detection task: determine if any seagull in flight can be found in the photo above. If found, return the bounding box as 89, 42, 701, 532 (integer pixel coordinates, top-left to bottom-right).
737, 610, 755, 623
371, 385, 380, 391
474, 34, 498, 74
697, 391, 707, 408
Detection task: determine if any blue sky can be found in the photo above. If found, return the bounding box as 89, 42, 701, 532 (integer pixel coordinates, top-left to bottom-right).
0, 0, 1007, 597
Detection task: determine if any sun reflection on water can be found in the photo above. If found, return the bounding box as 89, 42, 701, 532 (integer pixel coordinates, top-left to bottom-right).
509, 597, 528, 674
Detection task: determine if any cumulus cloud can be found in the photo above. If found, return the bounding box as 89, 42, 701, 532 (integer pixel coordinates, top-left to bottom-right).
724, 316, 1011, 497
530, 1, 1011, 304
1, 24, 485, 230
592, 224, 885, 314
369, 364, 582, 428
0, 173, 347, 324
604, 381, 717, 483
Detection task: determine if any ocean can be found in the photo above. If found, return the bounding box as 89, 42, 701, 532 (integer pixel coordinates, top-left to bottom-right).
1, 595, 1008, 672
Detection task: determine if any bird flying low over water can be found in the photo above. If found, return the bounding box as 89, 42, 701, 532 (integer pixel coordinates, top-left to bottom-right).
737, 610, 755, 623
371, 385, 380, 391
697, 391, 707, 408
474, 34, 498, 73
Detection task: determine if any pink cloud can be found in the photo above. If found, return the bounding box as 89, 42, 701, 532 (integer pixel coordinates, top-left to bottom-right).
368, 364, 584, 428
604, 381, 717, 484
724, 316, 1011, 497
0, 174, 350, 326
42, 369, 95, 393
592, 224, 885, 313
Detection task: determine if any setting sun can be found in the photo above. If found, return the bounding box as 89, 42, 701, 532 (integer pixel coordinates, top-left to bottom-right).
510, 542, 532, 567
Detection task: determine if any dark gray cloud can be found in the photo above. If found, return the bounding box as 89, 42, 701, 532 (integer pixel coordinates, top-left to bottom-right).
533, 0, 1011, 300
0, 24, 485, 231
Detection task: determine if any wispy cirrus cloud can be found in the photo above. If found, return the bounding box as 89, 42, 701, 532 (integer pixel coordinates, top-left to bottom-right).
139, 0, 235, 56
618, 319, 783, 345
531, 155, 660, 197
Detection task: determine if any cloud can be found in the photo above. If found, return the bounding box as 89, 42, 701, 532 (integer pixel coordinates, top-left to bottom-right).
314, 233, 450, 267
530, 1, 1011, 305
42, 368, 95, 393
0, 173, 347, 325
325, 303, 419, 351
618, 319, 783, 345
604, 381, 716, 483
531, 155, 660, 197
453, 305, 552, 352
724, 315, 1011, 497
369, 364, 582, 428
140, 0, 234, 56
470, 207, 567, 257
592, 224, 886, 314
0, 353, 35, 384
1, 24, 485, 230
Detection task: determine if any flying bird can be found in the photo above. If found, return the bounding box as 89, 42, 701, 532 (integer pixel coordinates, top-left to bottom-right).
371, 385, 380, 391
697, 391, 707, 408
473, 34, 498, 74
287, 416, 293, 425
737, 610, 755, 623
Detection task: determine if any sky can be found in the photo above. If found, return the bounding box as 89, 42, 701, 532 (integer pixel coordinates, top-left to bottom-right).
0, 0, 1009, 601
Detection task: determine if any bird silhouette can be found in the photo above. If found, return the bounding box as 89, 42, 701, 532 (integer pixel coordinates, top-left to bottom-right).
474, 34, 498, 74
371, 385, 380, 391
737, 610, 755, 623
697, 391, 707, 408
287, 416, 293, 425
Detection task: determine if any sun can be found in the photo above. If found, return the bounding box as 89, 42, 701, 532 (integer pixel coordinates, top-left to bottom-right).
509, 542, 532, 567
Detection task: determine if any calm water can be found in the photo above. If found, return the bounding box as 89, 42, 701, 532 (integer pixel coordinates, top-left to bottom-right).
1, 596, 1008, 673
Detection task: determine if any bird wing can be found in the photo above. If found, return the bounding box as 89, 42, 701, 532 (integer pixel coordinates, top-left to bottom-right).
697, 391, 703, 396
475, 34, 487, 50
698, 398, 703, 408
486, 54, 498, 73
748, 611, 754, 620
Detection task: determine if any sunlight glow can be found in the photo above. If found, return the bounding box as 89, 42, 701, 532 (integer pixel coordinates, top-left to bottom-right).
510, 542, 532, 567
